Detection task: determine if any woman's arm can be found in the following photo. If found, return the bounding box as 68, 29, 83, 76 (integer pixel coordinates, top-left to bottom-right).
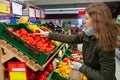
48, 32, 84, 44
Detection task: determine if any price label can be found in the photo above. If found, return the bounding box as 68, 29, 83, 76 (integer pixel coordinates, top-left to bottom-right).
0, 1, 10, 14
10, 72, 27, 80
8, 62, 28, 80
29, 7, 35, 18
41, 9, 45, 18
36, 9, 40, 18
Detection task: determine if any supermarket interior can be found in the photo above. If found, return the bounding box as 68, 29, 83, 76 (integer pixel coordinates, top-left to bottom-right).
0, 0, 120, 80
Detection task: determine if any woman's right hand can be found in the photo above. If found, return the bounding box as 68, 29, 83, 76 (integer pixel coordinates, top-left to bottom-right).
35, 32, 49, 37
68, 61, 82, 70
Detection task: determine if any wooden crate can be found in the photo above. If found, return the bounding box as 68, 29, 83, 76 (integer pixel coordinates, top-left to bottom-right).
0, 39, 65, 80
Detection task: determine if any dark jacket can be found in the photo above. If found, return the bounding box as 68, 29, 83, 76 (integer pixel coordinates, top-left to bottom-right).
48, 32, 116, 80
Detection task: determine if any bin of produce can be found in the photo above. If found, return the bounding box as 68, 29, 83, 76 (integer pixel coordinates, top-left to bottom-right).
0, 23, 62, 65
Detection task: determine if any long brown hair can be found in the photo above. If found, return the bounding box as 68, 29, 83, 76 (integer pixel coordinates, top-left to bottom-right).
86, 2, 120, 52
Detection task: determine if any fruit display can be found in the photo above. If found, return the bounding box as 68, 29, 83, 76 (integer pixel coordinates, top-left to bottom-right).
82, 75, 87, 80
40, 25, 61, 46
27, 62, 54, 80
27, 24, 45, 33
0, 22, 85, 80
40, 25, 52, 32
27, 23, 61, 46
28, 24, 39, 32
18, 17, 29, 24
8, 27, 55, 54
55, 62, 71, 79
38, 62, 54, 80
65, 49, 83, 62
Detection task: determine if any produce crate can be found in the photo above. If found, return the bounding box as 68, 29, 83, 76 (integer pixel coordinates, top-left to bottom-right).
62, 49, 83, 62
0, 23, 62, 65
60, 49, 73, 60
47, 71, 68, 80
65, 49, 73, 56
39, 24, 55, 32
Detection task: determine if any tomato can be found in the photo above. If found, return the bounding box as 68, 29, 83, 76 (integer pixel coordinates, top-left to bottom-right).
21, 34, 28, 41
8, 27, 14, 32
73, 58, 80, 62
63, 58, 71, 64
39, 75, 46, 80
36, 41, 43, 48
46, 63, 53, 72
35, 30, 41, 33
43, 43, 49, 47
43, 71, 49, 77
46, 45, 54, 54
40, 46, 46, 52
28, 33, 35, 38
45, 47, 52, 54
20, 28, 28, 34
29, 73, 35, 80
35, 35, 41, 41
41, 38, 47, 43
15, 30, 22, 37
31, 41, 36, 46
26, 37, 34, 44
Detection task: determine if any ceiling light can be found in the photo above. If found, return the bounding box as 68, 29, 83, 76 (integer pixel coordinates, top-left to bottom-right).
45, 7, 86, 11
45, 11, 78, 14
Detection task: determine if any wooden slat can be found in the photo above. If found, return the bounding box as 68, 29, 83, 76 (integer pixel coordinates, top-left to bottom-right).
5, 44, 13, 50
2, 52, 14, 63
0, 47, 4, 80
22, 56, 29, 62
11, 48, 18, 54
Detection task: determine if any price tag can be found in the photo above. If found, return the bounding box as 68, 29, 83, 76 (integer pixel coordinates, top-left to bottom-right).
29, 7, 35, 18
41, 9, 45, 18
35, 9, 40, 18
8, 62, 28, 80
0, 1, 10, 14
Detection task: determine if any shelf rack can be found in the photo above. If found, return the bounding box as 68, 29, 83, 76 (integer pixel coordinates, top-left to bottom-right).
0, 39, 65, 80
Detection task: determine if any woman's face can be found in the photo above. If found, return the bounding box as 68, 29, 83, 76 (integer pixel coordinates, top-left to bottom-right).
84, 12, 93, 29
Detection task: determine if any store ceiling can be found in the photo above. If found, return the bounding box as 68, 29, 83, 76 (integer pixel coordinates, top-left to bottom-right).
16, 0, 120, 17
22, 0, 120, 16
18, 0, 120, 9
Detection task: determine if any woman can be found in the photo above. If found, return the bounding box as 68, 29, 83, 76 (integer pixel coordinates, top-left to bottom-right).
37, 2, 120, 80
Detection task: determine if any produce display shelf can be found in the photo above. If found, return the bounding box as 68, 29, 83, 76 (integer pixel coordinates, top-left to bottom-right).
0, 23, 62, 65
0, 39, 65, 70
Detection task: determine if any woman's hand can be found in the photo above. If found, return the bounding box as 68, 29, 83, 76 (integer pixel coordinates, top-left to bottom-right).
35, 32, 49, 37
68, 61, 82, 70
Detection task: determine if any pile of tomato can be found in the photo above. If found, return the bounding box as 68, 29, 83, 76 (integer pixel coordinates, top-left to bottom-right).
27, 62, 53, 80
8, 27, 55, 54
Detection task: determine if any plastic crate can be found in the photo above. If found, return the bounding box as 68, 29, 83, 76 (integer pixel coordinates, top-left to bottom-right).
62, 49, 83, 62
65, 49, 74, 56
0, 23, 61, 65
40, 24, 55, 32
47, 71, 68, 80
